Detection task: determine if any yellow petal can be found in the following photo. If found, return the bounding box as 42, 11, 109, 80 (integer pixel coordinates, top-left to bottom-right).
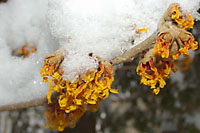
43, 77, 49, 83
87, 100, 96, 104
110, 89, 119, 94
153, 87, 160, 95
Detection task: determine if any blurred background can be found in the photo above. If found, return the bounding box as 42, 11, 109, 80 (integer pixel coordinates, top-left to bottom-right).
0, 0, 200, 133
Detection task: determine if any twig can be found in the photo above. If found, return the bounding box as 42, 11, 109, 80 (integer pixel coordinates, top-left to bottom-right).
111, 31, 157, 65
0, 97, 47, 112
0, 92, 60, 112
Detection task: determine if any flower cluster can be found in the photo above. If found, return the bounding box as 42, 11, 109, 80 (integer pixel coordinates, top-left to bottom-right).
154, 4, 198, 60
171, 4, 194, 29
45, 101, 85, 130
40, 54, 118, 131
137, 3, 198, 95
13, 43, 37, 58
137, 50, 177, 95
153, 30, 198, 59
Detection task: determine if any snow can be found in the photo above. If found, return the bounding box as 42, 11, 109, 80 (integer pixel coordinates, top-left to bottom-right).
0, 0, 57, 106
47, 0, 200, 81
62, 52, 99, 82
0, 0, 199, 106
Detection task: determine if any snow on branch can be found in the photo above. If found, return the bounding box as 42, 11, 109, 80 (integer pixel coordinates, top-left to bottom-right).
0, 32, 157, 112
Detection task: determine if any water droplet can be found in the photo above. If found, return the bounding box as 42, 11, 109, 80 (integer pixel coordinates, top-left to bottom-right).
33, 81, 37, 84
100, 112, 106, 119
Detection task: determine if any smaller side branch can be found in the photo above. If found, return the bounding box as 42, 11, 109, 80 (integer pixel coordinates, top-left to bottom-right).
0, 93, 59, 112
111, 31, 157, 65
0, 97, 47, 112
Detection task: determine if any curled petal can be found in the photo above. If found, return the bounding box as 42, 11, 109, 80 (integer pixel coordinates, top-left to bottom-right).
41, 56, 117, 130
137, 50, 177, 94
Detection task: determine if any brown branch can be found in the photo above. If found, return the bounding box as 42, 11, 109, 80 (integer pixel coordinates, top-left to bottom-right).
0, 97, 47, 112
0, 92, 59, 112
111, 3, 180, 65
111, 31, 157, 65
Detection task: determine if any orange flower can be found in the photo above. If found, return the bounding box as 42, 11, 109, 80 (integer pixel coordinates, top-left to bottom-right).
40, 56, 118, 131
178, 33, 198, 56
171, 4, 194, 29
13, 43, 37, 58
171, 4, 180, 20
45, 102, 85, 131
137, 52, 177, 95
153, 30, 198, 59
19, 44, 37, 58
153, 33, 172, 59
